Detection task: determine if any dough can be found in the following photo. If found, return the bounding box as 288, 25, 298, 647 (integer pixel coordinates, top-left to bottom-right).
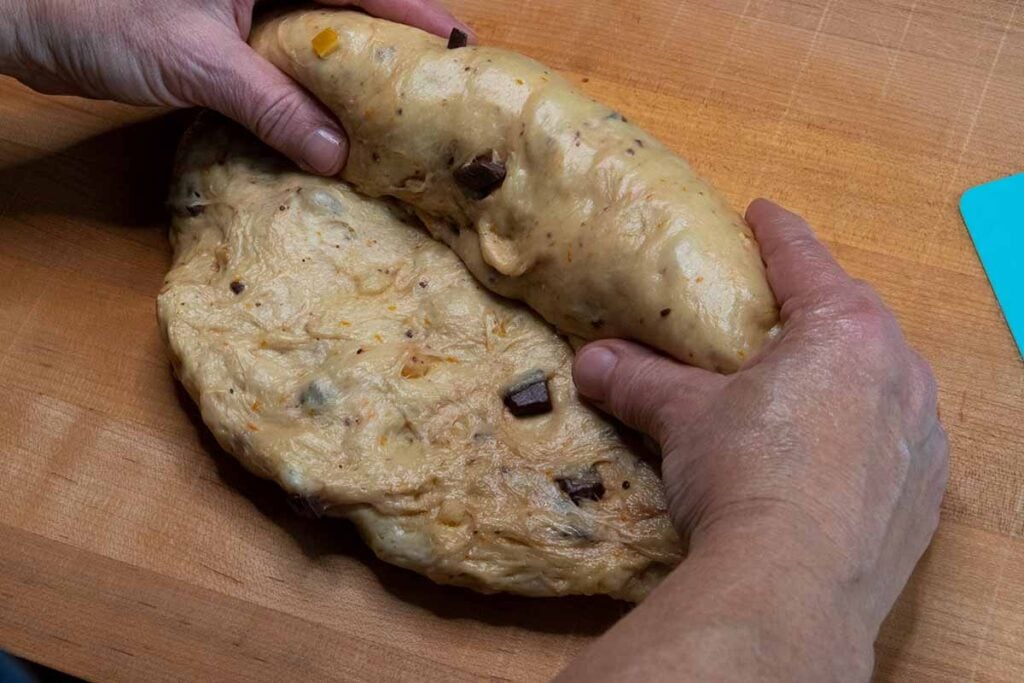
158, 117, 682, 600
251, 9, 779, 371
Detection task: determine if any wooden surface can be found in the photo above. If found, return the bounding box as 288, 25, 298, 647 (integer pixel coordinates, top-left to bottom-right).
1, 0, 1022, 680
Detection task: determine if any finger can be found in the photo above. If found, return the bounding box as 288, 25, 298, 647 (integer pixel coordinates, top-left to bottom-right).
200, 43, 348, 175
329, 0, 476, 41
746, 198, 851, 304
573, 340, 725, 440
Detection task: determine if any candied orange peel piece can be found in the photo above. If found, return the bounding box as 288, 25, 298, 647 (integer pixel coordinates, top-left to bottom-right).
312, 28, 339, 58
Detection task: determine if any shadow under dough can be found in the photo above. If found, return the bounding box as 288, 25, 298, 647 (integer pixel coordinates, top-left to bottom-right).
0, 109, 195, 228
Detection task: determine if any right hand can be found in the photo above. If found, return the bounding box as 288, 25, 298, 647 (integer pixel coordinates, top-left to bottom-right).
573, 199, 949, 636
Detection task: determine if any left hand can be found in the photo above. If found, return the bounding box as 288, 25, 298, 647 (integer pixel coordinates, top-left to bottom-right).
2, 0, 472, 174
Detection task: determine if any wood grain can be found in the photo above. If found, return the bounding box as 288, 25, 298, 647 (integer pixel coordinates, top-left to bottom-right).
1, 0, 1022, 680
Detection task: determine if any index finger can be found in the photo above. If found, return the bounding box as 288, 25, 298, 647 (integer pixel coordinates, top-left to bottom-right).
745, 198, 851, 304
331, 0, 476, 41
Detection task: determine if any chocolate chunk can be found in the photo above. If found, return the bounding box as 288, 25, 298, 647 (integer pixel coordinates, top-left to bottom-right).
453, 151, 506, 199
447, 28, 468, 49
503, 369, 552, 417
229, 280, 245, 295
185, 204, 205, 217
622, 481, 631, 490
287, 495, 329, 519
556, 467, 606, 505
660, 308, 672, 317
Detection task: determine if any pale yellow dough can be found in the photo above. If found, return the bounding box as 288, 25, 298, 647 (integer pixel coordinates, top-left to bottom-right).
158, 118, 682, 600
251, 9, 779, 371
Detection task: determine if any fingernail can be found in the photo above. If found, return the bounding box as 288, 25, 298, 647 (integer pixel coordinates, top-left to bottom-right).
574, 347, 618, 401
302, 127, 345, 175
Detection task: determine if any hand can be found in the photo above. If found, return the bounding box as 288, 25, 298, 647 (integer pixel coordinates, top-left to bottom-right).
566, 200, 948, 679
1, 0, 471, 174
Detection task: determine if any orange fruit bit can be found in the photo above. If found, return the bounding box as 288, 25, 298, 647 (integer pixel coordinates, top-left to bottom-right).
312, 28, 340, 58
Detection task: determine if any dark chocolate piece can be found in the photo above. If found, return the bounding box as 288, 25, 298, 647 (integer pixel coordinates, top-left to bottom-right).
503, 369, 552, 417
660, 308, 672, 317
556, 467, 606, 506
229, 280, 245, 294
447, 27, 468, 49
454, 151, 506, 199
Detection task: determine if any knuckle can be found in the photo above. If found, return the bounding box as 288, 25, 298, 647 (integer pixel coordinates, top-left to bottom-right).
933, 424, 951, 469
778, 233, 820, 258
788, 282, 906, 371
251, 88, 307, 142
607, 354, 684, 436
908, 353, 939, 401
829, 291, 899, 360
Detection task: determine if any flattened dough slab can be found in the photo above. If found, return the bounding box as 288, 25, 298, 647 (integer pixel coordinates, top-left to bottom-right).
158, 118, 682, 600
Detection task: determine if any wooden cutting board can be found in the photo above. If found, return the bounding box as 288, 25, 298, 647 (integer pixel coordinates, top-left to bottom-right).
1, 0, 1022, 680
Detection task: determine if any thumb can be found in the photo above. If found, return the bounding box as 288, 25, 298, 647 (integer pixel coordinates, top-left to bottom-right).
573, 340, 725, 441
199, 42, 348, 175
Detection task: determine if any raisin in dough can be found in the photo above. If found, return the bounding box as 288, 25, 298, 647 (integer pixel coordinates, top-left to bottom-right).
250, 9, 779, 371
158, 117, 682, 600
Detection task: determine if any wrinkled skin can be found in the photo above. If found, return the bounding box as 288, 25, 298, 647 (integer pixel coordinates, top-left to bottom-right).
1, 0, 471, 173
564, 200, 949, 681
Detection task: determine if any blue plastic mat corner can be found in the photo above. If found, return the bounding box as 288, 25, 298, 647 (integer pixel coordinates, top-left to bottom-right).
960, 173, 1024, 360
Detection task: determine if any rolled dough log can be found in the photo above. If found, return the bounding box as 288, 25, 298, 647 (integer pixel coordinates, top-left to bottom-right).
250, 9, 779, 372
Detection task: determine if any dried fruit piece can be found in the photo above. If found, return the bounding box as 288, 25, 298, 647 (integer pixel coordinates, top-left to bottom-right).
299, 379, 332, 413
312, 28, 339, 58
